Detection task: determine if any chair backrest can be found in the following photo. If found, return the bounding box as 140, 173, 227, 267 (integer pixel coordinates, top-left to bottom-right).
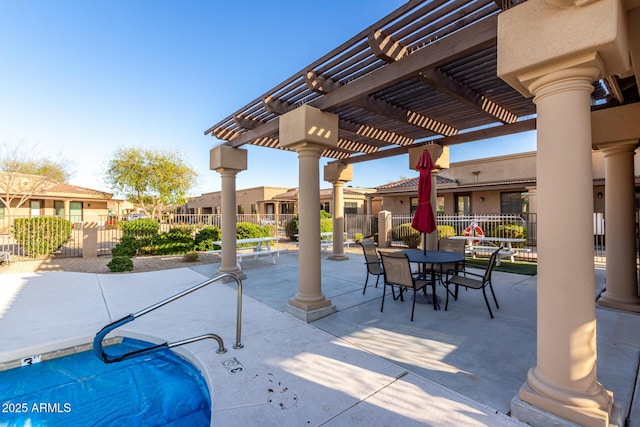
360, 239, 380, 266
483, 248, 502, 283
380, 252, 414, 288
438, 238, 465, 255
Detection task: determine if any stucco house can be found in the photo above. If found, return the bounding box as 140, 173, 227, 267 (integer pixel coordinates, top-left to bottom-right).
0, 172, 119, 232
374, 149, 640, 217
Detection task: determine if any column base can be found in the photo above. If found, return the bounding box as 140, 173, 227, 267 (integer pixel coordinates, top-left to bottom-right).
284, 301, 336, 322
328, 254, 349, 261
515, 379, 613, 427
597, 292, 640, 312
216, 266, 246, 280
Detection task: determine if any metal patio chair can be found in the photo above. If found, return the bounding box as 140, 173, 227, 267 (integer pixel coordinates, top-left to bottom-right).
437, 238, 466, 288
379, 252, 432, 321
359, 239, 384, 295
444, 248, 501, 318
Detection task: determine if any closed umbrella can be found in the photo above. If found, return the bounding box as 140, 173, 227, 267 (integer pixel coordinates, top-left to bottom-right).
411, 150, 437, 254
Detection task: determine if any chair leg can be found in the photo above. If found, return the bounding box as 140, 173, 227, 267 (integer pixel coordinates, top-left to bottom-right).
482, 287, 494, 318
444, 283, 450, 311
363, 273, 370, 295
375, 274, 380, 288
488, 283, 499, 309
410, 288, 417, 321
380, 283, 387, 313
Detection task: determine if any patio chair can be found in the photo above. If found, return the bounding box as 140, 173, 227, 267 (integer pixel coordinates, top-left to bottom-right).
359, 239, 384, 295
379, 252, 432, 321
437, 238, 466, 287
443, 248, 501, 318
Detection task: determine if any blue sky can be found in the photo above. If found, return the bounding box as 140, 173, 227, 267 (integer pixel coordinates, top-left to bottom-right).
0, 1, 536, 197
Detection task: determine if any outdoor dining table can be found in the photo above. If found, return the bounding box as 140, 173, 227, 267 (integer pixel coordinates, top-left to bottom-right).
401, 249, 466, 309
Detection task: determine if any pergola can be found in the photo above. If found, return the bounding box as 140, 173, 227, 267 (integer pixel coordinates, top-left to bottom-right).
205, 1, 640, 426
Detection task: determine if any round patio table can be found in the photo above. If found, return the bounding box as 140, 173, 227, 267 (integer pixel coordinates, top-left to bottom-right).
401, 250, 465, 309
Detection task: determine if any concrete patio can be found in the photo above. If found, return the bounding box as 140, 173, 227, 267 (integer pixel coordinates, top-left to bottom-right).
1, 249, 638, 426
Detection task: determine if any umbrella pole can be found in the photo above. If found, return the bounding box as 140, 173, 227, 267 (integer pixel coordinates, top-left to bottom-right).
423, 232, 426, 255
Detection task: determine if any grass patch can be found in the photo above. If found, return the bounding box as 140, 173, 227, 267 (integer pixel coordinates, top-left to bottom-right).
465, 257, 537, 276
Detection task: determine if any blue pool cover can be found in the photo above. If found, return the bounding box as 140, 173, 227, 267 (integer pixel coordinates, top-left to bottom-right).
0, 338, 211, 426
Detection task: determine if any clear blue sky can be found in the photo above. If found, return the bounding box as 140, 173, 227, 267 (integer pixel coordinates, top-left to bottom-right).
0, 1, 536, 197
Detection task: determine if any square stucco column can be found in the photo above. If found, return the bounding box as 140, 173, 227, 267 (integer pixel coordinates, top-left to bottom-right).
498, 1, 632, 425
324, 162, 353, 261
409, 145, 449, 251
211, 145, 247, 279
280, 105, 338, 322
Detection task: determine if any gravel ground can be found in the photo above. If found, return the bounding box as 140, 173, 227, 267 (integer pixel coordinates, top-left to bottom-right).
0, 253, 222, 275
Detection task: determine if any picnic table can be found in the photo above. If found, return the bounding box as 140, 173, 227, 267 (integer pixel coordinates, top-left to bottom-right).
449, 235, 528, 265
294, 232, 355, 251
208, 237, 280, 267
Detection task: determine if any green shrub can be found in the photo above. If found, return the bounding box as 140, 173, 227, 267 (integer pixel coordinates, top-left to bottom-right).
194, 226, 221, 251
120, 218, 159, 238
139, 242, 193, 255
12, 217, 72, 258
111, 235, 139, 257
285, 215, 299, 240
437, 225, 456, 239
285, 212, 333, 240
107, 255, 133, 272
354, 233, 363, 243
183, 251, 199, 262
402, 232, 422, 249
496, 224, 527, 247
391, 223, 414, 241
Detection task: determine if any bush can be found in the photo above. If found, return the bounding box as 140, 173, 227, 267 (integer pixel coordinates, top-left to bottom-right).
12, 217, 73, 258
286, 211, 332, 240
107, 255, 134, 272
111, 235, 140, 257
285, 216, 299, 240
354, 233, 363, 243
402, 232, 422, 249
391, 223, 414, 241
437, 225, 456, 239
236, 222, 270, 240
496, 224, 527, 247
120, 218, 159, 238
183, 251, 199, 262
194, 226, 221, 251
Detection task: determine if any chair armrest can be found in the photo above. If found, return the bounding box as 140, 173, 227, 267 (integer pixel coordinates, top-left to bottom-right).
446, 269, 482, 280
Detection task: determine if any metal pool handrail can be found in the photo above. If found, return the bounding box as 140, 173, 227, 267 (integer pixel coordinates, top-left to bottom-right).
93, 272, 243, 364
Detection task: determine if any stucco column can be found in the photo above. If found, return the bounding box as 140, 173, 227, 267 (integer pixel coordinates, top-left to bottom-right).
280, 105, 338, 322
597, 141, 640, 311
518, 61, 613, 427
325, 162, 353, 261
210, 146, 247, 280
498, 0, 630, 424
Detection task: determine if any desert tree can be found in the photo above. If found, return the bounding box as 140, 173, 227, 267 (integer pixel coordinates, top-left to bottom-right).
105, 148, 196, 218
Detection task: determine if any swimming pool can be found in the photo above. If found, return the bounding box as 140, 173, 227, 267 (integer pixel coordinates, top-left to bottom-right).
0, 338, 211, 426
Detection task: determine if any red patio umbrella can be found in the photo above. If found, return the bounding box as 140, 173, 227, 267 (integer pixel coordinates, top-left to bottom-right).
411, 150, 437, 254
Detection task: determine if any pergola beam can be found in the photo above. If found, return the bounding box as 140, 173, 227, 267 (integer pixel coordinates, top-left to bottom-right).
368, 21, 518, 124
337, 118, 536, 164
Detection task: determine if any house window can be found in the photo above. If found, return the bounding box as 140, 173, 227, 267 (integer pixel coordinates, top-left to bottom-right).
54, 201, 65, 217
410, 197, 418, 214
237, 205, 245, 214
501, 191, 529, 214
322, 202, 330, 213
30, 200, 42, 217
281, 203, 294, 214
437, 196, 445, 214
69, 201, 83, 222
455, 194, 471, 215
344, 202, 358, 214
251, 204, 257, 214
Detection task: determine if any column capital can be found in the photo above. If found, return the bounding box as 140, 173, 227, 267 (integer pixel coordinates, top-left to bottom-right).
596, 140, 640, 155
324, 162, 353, 183
210, 145, 247, 173
498, 0, 630, 97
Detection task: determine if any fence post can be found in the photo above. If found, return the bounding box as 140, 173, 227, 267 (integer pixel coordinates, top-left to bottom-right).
83, 222, 98, 259
378, 210, 392, 248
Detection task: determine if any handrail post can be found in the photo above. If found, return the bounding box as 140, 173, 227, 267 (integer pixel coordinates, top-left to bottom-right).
93, 272, 243, 363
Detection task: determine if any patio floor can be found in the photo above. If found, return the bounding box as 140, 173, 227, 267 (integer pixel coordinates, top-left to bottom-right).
1, 249, 638, 426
